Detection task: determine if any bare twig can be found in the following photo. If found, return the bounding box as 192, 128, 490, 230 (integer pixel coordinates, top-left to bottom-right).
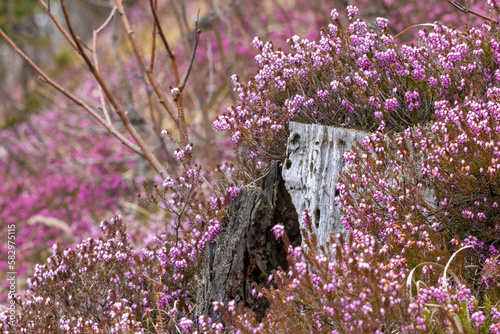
447, 0, 499, 23
59, 0, 168, 178
37, 0, 78, 50
4, 1, 169, 178
179, 10, 201, 92
150, 0, 158, 70
149, 0, 180, 86
114, 0, 189, 147
0, 27, 141, 155
93, 5, 117, 124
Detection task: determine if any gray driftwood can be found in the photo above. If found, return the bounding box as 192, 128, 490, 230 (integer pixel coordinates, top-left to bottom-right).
195, 161, 301, 321
282, 122, 370, 246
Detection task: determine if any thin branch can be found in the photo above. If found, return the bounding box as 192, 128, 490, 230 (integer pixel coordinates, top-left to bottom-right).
179, 10, 201, 92
37, 0, 78, 50
59, 0, 168, 178
149, 0, 180, 86
150, 0, 158, 70
171, 10, 201, 151
447, 0, 499, 23
114, 0, 189, 147
0, 27, 141, 155
9, 1, 168, 178
93, 5, 118, 124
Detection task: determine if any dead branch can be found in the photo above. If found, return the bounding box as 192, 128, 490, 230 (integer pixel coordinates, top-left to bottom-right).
149, 0, 180, 86
447, 0, 499, 23
93, 5, 118, 124
0, 27, 141, 155
114, 0, 189, 147
179, 10, 201, 92
37, 0, 78, 51
59, 0, 169, 178
150, 0, 158, 70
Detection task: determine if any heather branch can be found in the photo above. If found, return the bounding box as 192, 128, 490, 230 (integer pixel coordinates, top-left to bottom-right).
114, 0, 189, 147
0, 27, 141, 155
447, 0, 499, 23
172, 10, 201, 148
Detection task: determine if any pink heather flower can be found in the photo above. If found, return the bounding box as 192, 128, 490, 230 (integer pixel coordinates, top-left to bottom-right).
163, 177, 174, 189
301, 210, 312, 227
346, 5, 359, 20
226, 186, 240, 201
231, 130, 241, 143
471, 311, 486, 327
179, 317, 193, 331
271, 224, 285, 240
384, 98, 398, 111
170, 87, 181, 98
330, 9, 339, 20
174, 149, 185, 161
375, 17, 390, 29
228, 300, 236, 312
251, 36, 263, 49
487, 0, 499, 9
212, 301, 223, 312
490, 323, 500, 333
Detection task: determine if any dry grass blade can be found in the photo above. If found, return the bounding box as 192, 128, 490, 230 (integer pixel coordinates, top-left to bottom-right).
442, 245, 471, 291
393, 23, 437, 40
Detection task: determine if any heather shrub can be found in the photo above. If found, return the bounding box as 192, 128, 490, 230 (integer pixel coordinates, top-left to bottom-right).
221, 219, 483, 333
214, 5, 500, 164
0, 109, 143, 304
212, 4, 500, 333
337, 92, 500, 261
3, 216, 156, 333
0, 160, 240, 332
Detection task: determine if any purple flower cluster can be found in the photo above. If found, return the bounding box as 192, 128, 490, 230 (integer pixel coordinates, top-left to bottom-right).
0, 110, 137, 304
214, 5, 500, 165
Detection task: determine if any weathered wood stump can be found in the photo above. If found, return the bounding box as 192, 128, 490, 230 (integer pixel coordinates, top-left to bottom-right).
195, 162, 301, 321
282, 122, 370, 246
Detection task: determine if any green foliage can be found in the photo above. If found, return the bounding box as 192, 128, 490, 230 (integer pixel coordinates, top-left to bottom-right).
0, 0, 39, 32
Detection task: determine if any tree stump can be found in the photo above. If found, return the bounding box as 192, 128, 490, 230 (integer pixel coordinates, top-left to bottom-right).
195, 161, 301, 321
282, 122, 370, 246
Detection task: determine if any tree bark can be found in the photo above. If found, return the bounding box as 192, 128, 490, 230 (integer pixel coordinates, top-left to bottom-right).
195, 161, 301, 321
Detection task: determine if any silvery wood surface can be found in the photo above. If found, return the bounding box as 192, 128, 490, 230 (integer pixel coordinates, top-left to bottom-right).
282, 122, 370, 246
